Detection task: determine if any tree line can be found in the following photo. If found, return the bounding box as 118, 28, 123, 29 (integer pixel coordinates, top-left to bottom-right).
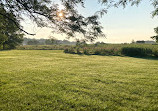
23, 38, 76, 45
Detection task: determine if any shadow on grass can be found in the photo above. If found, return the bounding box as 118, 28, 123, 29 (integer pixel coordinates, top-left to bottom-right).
0, 49, 12, 52
66, 52, 158, 60
128, 56, 158, 60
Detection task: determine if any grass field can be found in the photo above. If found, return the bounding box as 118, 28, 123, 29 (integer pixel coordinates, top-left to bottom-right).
0, 50, 158, 110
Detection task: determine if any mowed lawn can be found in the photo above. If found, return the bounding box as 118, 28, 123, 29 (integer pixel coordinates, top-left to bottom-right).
0, 50, 158, 111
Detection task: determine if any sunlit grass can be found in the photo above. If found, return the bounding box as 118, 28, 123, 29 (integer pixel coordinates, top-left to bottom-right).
0, 50, 158, 110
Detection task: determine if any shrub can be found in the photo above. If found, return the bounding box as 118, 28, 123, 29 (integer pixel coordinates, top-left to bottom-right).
63, 44, 158, 58
76, 48, 82, 54
100, 49, 110, 55
68, 47, 76, 54
64, 48, 69, 53
93, 47, 121, 56
121, 47, 152, 57
83, 48, 89, 55
153, 50, 158, 57
94, 48, 101, 55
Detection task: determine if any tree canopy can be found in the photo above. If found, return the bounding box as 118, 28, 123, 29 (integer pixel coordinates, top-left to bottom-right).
0, 0, 158, 41
0, 6, 23, 49
151, 27, 158, 42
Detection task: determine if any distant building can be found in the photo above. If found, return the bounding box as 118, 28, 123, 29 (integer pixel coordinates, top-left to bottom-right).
136, 40, 156, 44
144, 41, 156, 44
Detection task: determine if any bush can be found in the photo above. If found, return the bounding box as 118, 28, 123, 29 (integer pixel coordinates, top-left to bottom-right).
153, 50, 158, 57
93, 48, 121, 56
64, 48, 69, 53
67, 47, 76, 54
83, 48, 90, 55
94, 48, 101, 55
63, 44, 158, 58
121, 47, 152, 57
76, 48, 82, 54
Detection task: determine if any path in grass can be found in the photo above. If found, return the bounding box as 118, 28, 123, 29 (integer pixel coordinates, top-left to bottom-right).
0, 50, 158, 110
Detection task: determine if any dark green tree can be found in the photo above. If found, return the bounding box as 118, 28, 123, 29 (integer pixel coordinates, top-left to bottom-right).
0, 7, 23, 50
151, 27, 158, 42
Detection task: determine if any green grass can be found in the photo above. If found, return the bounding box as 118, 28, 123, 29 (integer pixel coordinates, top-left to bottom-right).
0, 50, 158, 110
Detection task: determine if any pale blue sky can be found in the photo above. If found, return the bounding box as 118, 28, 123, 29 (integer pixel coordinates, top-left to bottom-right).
23, 0, 158, 43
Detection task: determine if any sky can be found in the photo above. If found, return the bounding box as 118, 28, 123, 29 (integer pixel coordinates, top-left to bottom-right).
22, 0, 158, 43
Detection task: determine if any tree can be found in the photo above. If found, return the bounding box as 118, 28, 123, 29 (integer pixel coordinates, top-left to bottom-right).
27, 39, 40, 45
151, 27, 158, 43
76, 39, 87, 47
0, 0, 105, 42
99, 0, 158, 16
45, 39, 53, 45
131, 40, 135, 44
45, 38, 58, 45
0, 0, 158, 41
0, 7, 23, 50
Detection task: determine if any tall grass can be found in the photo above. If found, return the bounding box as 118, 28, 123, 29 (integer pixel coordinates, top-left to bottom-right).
16, 44, 158, 57
64, 44, 158, 57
